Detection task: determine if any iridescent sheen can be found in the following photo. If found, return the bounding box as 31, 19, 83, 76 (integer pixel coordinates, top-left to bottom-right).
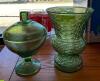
3, 11, 47, 76
47, 6, 93, 72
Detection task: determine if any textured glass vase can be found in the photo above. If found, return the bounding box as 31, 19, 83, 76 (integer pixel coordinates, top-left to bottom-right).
3, 11, 47, 76
47, 6, 93, 72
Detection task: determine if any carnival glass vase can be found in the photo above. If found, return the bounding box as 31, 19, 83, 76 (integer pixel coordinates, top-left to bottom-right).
3, 11, 47, 76
47, 6, 93, 72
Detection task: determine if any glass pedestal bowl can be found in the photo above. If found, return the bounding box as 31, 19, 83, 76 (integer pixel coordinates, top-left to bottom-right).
3, 11, 47, 76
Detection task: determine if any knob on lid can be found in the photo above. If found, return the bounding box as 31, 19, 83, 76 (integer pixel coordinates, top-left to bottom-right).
20, 11, 29, 22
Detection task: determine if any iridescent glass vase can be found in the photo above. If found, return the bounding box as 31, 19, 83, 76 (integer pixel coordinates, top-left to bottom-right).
46, 6, 93, 72
3, 11, 47, 76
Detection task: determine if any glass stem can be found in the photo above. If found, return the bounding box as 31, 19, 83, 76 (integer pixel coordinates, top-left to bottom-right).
24, 57, 32, 62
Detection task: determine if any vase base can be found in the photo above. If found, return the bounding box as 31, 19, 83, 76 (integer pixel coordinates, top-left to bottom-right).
55, 60, 83, 73
15, 59, 41, 76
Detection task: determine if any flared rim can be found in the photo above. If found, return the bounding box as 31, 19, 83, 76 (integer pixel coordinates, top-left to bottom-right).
46, 6, 92, 14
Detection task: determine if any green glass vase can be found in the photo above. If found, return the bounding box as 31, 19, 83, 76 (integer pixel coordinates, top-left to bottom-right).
47, 6, 93, 72
3, 11, 47, 76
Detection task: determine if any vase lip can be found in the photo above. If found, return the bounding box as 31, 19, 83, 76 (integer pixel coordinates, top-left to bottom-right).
46, 6, 92, 14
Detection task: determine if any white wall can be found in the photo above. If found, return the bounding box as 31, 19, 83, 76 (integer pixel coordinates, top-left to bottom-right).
0, 0, 17, 2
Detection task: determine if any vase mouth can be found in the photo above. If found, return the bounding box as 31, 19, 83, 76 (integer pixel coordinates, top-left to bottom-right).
46, 6, 92, 14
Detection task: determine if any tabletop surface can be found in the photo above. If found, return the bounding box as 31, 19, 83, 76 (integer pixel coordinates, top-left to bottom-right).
0, 39, 100, 81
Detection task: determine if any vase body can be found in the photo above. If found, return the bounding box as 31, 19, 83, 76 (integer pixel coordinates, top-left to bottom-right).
47, 6, 93, 72
3, 11, 47, 76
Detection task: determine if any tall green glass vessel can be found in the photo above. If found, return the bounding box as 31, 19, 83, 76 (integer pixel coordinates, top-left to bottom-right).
47, 6, 93, 72
3, 11, 47, 76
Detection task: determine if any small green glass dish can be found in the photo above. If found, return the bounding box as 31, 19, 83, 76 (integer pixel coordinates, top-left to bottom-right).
3, 11, 47, 76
